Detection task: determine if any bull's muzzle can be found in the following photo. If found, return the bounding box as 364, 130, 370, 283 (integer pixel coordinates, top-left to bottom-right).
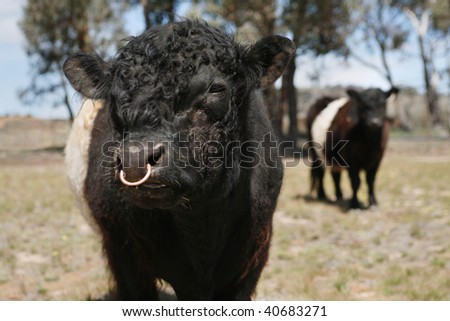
117, 143, 164, 186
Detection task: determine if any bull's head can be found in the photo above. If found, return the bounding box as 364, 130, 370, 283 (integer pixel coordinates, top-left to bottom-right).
63, 21, 294, 209
346, 87, 399, 129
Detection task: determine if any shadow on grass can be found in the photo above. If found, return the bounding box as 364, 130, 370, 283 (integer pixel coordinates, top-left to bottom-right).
91, 288, 178, 301
296, 193, 359, 214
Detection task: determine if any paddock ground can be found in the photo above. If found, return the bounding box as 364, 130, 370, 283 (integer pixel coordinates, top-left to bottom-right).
0, 119, 449, 299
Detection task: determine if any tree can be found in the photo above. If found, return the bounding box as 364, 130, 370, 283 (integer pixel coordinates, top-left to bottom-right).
222, 0, 281, 133
400, 0, 449, 125
346, 0, 410, 87
19, 0, 126, 121
281, 0, 350, 143
127, 0, 177, 30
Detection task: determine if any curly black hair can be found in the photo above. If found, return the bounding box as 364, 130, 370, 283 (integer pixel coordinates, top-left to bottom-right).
109, 20, 247, 130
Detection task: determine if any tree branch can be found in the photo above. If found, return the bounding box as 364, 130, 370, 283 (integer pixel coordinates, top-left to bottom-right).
346, 45, 390, 82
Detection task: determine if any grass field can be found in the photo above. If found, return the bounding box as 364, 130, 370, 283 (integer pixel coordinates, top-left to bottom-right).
0, 118, 449, 300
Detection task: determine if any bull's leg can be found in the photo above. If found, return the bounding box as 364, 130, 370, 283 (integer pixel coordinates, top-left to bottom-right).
366, 168, 378, 208
213, 230, 272, 301
348, 168, 362, 209
103, 234, 159, 300
214, 251, 268, 301
312, 165, 327, 200
331, 167, 343, 201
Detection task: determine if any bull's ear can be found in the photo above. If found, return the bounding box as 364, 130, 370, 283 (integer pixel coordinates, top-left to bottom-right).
245, 35, 295, 88
346, 88, 361, 101
63, 52, 111, 99
386, 87, 399, 99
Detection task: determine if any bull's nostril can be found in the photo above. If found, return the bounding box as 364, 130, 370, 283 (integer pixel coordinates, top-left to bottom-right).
148, 145, 164, 166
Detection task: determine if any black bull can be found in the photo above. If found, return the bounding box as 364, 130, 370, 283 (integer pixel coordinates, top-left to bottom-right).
64, 20, 295, 300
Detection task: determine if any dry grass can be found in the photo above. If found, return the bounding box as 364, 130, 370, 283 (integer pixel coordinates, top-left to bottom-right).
0, 159, 109, 299
0, 120, 449, 300
258, 139, 450, 300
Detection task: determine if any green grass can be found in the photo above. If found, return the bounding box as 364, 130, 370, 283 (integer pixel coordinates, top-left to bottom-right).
0, 138, 449, 300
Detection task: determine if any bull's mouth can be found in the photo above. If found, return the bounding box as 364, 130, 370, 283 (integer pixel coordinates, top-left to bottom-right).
119, 173, 183, 209
137, 182, 173, 197
141, 182, 168, 189
115, 153, 188, 209
121, 175, 174, 196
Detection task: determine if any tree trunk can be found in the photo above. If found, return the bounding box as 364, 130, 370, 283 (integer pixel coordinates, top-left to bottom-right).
417, 32, 440, 125
141, 0, 151, 30
286, 57, 298, 145
279, 66, 289, 138
167, 1, 175, 22
59, 67, 74, 122
377, 41, 394, 87
64, 94, 74, 122
405, 8, 441, 125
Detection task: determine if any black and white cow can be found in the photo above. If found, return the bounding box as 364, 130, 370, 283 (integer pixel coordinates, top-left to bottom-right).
306, 87, 399, 209
64, 20, 294, 300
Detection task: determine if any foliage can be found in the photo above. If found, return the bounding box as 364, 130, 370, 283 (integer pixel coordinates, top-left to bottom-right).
279, 0, 350, 143
19, 0, 126, 121
346, 0, 410, 86
18, 0, 449, 126
282, 0, 350, 55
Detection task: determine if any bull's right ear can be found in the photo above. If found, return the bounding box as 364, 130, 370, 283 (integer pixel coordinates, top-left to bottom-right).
63, 52, 111, 99
244, 35, 296, 88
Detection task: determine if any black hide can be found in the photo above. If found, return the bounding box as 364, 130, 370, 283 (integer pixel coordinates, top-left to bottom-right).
64, 20, 294, 300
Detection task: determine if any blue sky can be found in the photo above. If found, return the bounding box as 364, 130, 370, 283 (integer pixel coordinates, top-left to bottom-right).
0, 1, 447, 119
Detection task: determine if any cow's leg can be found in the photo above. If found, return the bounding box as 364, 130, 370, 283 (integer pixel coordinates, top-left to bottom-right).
103, 233, 159, 300
312, 165, 327, 200
366, 168, 378, 208
348, 168, 362, 209
331, 166, 343, 201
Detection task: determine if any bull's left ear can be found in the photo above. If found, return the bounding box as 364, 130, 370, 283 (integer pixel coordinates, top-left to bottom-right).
244, 36, 296, 88
63, 52, 112, 99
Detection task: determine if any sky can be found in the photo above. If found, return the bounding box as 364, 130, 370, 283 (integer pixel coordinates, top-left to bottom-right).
0, 1, 447, 119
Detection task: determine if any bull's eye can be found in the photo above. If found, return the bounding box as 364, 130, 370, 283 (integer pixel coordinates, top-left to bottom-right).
208, 83, 226, 94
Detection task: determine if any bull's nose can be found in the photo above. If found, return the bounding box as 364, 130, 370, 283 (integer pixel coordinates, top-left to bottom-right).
117, 144, 165, 186
119, 163, 152, 186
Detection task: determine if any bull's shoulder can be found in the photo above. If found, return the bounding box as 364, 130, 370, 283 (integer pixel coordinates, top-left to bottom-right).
307, 96, 338, 118
65, 99, 104, 228
65, 99, 104, 178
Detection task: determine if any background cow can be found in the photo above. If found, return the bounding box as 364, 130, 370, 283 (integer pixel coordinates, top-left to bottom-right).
306, 87, 399, 209
63, 20, 294, 300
